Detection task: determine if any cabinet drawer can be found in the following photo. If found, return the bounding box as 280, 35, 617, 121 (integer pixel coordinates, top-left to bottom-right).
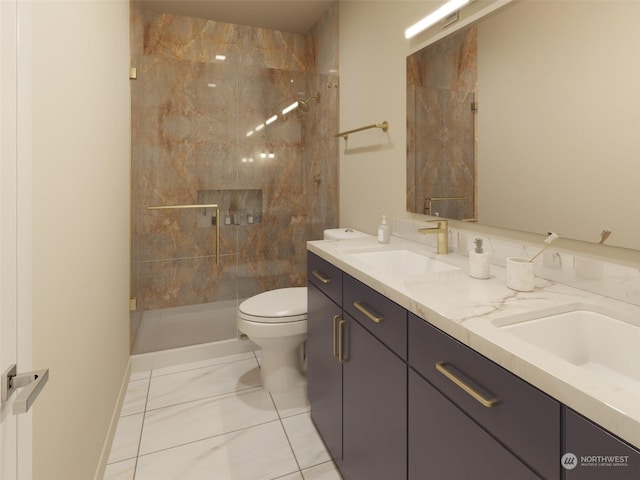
408, 313, 560, 480
344, 274, 407, 359
308, 252, 342, 305
409, 369, 539, 480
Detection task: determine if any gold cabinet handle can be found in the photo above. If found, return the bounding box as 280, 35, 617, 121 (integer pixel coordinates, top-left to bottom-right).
332, 315, 341, 357
353, 301, 384, 323
338, 319, 346, 364
312, 270, 331, 284
435, 361, 498, 408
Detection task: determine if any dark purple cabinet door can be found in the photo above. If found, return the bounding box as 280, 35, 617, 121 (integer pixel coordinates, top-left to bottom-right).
408, 369, 540, 480
307, 282, 343, 464
564, 408, 640, 480
342, 315, 407, 480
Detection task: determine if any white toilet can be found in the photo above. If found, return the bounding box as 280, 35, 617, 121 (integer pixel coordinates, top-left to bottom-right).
238, 287, 308, 393
238, 228, 370, 393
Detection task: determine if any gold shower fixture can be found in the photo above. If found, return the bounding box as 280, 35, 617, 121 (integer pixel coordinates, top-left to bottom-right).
298, 93, 321, 112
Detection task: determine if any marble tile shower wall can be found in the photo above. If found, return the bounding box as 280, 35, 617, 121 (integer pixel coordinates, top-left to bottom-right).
130, 3, 339, 311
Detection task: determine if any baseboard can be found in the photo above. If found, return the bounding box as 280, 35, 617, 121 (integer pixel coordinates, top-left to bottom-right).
93, 358, 132, 480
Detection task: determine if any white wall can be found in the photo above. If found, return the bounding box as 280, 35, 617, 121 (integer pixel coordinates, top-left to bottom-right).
339, 1, 639, 260
31, 1, 131, 478
339, 1, 429, 234
477, 1, 640, 250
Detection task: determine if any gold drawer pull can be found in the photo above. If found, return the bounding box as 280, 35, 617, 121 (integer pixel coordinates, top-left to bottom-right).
353, 301, 384, 323
435, 361, 499, 408
332, 315, 341, 357
312, 270, 331, 284
338, 319, 346, 364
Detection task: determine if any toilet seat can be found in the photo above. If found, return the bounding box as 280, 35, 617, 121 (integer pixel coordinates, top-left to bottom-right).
238, 287, 307, 323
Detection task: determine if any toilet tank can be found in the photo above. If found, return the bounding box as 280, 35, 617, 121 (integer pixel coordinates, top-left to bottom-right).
323, 228, 371, 240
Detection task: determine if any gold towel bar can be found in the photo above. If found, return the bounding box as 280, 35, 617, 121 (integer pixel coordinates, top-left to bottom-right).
147, 204, 220, 265
335, 121, 388, 140
424, 197, 468, 216
147, 204, 219, 210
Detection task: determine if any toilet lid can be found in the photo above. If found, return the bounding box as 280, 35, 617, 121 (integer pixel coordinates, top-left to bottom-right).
238, 287, 307, 323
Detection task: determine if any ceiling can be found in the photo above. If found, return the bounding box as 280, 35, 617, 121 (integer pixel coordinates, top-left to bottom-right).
141, 0, 335, 34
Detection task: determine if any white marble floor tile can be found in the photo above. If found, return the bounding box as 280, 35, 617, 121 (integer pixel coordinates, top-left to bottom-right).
139, 387, 278, 455
107, 413, 143, 464
302, 461, 343, 480
151, 351, 256, 377
270, 382, 309, 418
120, 379, 149, 417
135, 421, 299, 480
281, 413, 330, 470
274, 472, 303, 480
146, 358, 261, 411
102, 458, 136, 480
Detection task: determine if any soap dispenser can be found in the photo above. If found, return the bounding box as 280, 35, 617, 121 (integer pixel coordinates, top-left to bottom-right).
378, 215, 390, 244
469, 238, 490, 279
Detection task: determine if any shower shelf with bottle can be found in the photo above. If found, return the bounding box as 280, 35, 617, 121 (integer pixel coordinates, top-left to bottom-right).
197, 189, 263, 228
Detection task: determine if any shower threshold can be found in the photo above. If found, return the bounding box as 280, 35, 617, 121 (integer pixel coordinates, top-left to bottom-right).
132, 299, 241, 354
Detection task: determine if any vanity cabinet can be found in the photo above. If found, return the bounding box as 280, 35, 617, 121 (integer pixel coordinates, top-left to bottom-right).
307, 253, 344, 465
307, 253, 407, 480
409, 313, 561, 480
307, 250, 638, 480
563, 407, 640, 480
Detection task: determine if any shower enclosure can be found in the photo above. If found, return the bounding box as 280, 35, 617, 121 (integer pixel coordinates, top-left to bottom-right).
129, 2, 339, 354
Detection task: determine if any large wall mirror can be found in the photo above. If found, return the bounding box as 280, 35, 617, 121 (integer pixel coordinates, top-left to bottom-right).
407, 1, 640, 250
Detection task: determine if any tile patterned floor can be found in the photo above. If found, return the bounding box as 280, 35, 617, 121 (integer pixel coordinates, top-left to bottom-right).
103, 351, 342, 480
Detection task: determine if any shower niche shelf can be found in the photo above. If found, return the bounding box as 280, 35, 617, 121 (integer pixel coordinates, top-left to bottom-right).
197, 189, 263, 228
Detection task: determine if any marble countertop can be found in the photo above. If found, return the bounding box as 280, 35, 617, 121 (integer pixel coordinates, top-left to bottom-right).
307, 235, 640, 448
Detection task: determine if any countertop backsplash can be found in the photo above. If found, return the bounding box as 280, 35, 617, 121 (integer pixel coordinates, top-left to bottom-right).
393, 219, 640, 307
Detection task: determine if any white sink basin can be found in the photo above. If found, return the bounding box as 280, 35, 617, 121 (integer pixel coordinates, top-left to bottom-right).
349, 249, 459, 276
497, 309, 640, 393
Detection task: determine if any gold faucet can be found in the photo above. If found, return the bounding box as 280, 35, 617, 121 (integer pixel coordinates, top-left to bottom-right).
418, 219, 449, 254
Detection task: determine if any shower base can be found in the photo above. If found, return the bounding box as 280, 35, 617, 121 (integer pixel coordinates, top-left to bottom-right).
132, 299, 240, 354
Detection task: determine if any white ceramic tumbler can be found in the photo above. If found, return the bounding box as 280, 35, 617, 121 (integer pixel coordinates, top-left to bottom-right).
506, 257, 535, 291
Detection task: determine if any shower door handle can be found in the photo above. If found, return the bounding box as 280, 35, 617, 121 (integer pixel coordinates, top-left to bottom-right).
1, 364, 50, 415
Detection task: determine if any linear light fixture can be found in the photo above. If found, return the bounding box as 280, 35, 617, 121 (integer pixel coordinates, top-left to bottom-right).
265, 114, 278, 125
405, 0, 470, 39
